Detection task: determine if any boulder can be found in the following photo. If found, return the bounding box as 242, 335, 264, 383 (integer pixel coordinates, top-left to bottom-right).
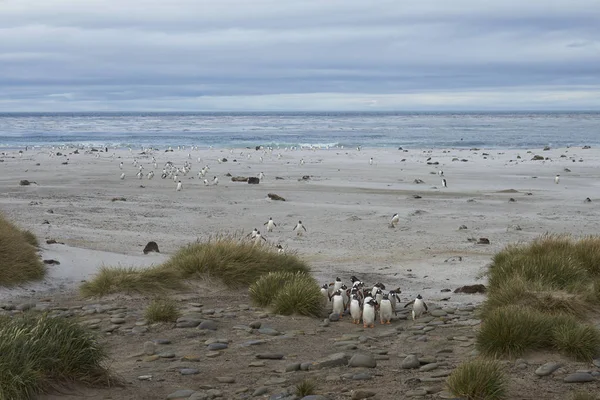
268, 193, 286, 201
231, 176, 248, 182
143, 241, 160, 254
247, 177, 260, 184
454, 284, 487, 294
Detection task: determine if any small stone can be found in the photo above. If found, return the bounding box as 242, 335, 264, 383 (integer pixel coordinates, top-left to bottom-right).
401, 355, 420, 369
144, 355, 160, 362
252, 387, 269, 396
198, 320, 217, 330
420, 363, 439, 372
310, 352, 349, 370
166, 389, 195, 399
180, 368, 199, 375
158, 351, 176, 358
351, 389, 376, 399
110, 317, 126, 324
351, 372, 372, 380
131, 326, 148, 334
249, 361, 265, 367
349, 353, 377, 368
256, 353, 284, 360
143, 341, 156, 356
535, 362, 562, 376
207, 343, 228, 351
154, 339, 172, 345
138, 375, 153, 381
180, 355, 201, 362
329, 313, 340, 322
206, 351, 221, 358
216, 376, 235, 383
564, 372, 595, 383
286, 363, 301, 372
249, 321, 262, 329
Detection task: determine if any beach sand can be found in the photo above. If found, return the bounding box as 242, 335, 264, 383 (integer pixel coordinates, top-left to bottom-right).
1, 145, 598, 302
2, 145, 600, 399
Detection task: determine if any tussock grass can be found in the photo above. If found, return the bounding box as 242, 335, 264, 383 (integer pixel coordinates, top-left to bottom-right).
145, 298, 181, 323
0, 314, 113, 399
0, 214, 45, 286
80, 266, 183, 297
446, 360, 507, 400
295, 379, 317, 397
478, 235, 600, 361
163, 234, 310, 287
81, 234, 311, 298
250, 271, 323, 317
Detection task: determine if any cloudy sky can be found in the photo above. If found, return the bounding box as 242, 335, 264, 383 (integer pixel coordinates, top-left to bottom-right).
1, 0, 599, 111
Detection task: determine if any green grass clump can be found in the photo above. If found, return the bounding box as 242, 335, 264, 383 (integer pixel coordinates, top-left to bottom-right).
0, 314, 113, 399
446, 360, 507, 400
0, 214, 45, 286
163, 234, 310, 287
552, 323, 600, 362
81, 234, 311, 297
295, 379, 316, 396
80, 266, 183, 297
145, 298, 181, 323
250, 271, 323, 317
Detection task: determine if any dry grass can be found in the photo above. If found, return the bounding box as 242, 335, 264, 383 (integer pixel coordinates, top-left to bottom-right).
145, 298, 181, 323
446, 359, 507, 400
478, 235, 600, 361
0, 314, 114, 399
295, 379, 317, 396
81, 234, 311, 298
0, 213, 45, 286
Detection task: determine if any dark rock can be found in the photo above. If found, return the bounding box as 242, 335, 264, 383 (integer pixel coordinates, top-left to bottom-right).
458, 225, 468, 230
19, 180, 35, 186
300, 175, 311, 181
401, 355, 420, 369
268, 193, 286, 201
207, 343, 228, 351
225, 172, 232, 177
531, 155, 545, 160
275, 177, 284, 180
256, 353, 284, 360
564, 372, 595, 383
329, 313, 340, 322
508, 198, 516, 202
43, 259, 60, 265
46, 239, 57, 244
198, 320, 217, 330
440, 288, 451, 293
476, 238, 490, 245
248, 177, 260, 184
143, 241, 160, 254
111, 197, 126, 202
454, 284, 486, 294
249, 321, 262, 329
585, 197, 592, 203
413, 179, 424, 184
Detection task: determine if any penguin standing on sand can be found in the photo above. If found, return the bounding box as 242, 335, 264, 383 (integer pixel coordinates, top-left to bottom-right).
441, 178, 447, 188
264, 217, 277, 232
390, 213, 400, 228
404, 294, 428, 320
388, 289, 402, 315
369, 157, 373, 165
320, 284, 330, 303
176, 180, 183, 191
253, 231, 267, 246
293, 220, 307, 236
331, 290, 345, 318
350, 294, 362, 324
379, 294, 393, 324
213, 176, 219, 185
555, 174, 560, 184
362, 298, 377, 328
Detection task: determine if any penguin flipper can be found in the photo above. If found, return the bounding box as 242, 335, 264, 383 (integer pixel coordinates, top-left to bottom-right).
404, 300, 415, 308
303, 226, 307, 231
423, 302, 428, 311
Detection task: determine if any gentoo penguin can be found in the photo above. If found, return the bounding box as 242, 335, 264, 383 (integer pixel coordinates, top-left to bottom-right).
213, 176, 218, 185
293, 220, 307, 236
176, 181, 182, 191
248, 228, 258, 239
350, 294, 362, 324
276, 244, 285, 254
362, 298, 377, 328
438, 170, 444, 176
253, 231, 267, 245
340, 284, 349, 310
441, 178, 447, 188
404, 294, 428, 320
120, 172, 125, 180
320, 284, 330, 306
119, 162, 123, 169
264, 217, 277, 232
331, 290, 345, 318
371, 282, 386, 297
390, 213, 400, 228
203, 179, 209, 186
369, 157, 373, 165
388, 289, 402, 315
555, 174, 560, 184
374, 288, 383, 306
300, 158, 305, 165
379, 294, 393, 324
259, 172, 265, 181
147, 171, 154, 179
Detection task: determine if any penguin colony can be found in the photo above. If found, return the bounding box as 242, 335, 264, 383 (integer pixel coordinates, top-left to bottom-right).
322, 275, 428, 328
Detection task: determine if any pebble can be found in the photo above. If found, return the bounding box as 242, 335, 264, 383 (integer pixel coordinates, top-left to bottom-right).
207, 343, 228, 351
351, 389, 376, 399
286, 363, 301, 372
430, 310, 447, 317
329, 313, 340, 322
249, 321, 262, 329
249, 361, 266, 367
131, 326, 148, 334
180, 368, 199, 376
206, 351, 221, 358
534, 362, 562, 377
256, 353, 284, 360
154, 339, 172, 345
252, 387, 269, 396
310, 352, 349, 370
564, 372, 595, 383
138, 375, 153, 381
419, 363, 439, 372
216, 376, 236, 383
198, 320, 217, 330
351, 372, 372, 380
158, 351, 176, 359
348, 353, 377, 368
166, 389, 195, 399
242, 340, 268, 346
143, 341, 156, 356
401, 355, 421, 369
143, 355, 160, 362
181, 355, 201, 362
110, 317, 126, 324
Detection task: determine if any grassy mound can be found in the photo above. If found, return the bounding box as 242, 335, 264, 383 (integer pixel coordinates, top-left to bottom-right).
479, 235, 600, 361
0, 214, 44, 286
0, 314, 113, 399
250, 271, 323, 317
145, 298, 181, 323
81, 235, 310, 297
446, 360, 507, 400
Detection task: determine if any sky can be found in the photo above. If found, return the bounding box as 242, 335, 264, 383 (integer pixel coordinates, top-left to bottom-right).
1, 0, 600, 111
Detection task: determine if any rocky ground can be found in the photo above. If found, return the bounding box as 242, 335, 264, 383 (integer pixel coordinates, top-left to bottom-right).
2, 282, 599, 400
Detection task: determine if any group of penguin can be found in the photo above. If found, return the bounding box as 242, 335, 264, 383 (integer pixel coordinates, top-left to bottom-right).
323, 276, 428, 328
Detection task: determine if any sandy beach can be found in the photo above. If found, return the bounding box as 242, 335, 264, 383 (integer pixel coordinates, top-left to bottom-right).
1, 144, 598, 302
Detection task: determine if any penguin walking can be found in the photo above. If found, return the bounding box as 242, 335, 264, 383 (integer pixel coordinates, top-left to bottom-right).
213, 176, 219, 185
362, 298, 377, 328
350, 294, 362, 324
264, 217, 277, 232
253, 231, 267, 246
379, 294, 393, 324
331, 290, 345, 318
293, 220, 307, 236
203, 179, 209, 186
247, 228, 258, 239
277, 244, 285, 254
120, 172, 125, 180
176, 180, 183, 191
404, 294, 428, 320
438, 170, 444, 176
441, 178, 447, 188
259, 172, 265, 181
390, 213, 400, 228
555, 174, 560, 184
369, 157, 373, 165
119, 162, 123, 170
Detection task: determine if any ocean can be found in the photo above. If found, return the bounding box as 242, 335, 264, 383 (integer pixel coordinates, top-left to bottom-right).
0, 111, 599, 149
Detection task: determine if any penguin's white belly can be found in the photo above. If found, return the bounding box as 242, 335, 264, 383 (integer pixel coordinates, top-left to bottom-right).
362, 306, 375, 325
413, 299, 426, 319
350, 301, 361, 320
332, 297, 344, 315
380, 301, 393, 321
